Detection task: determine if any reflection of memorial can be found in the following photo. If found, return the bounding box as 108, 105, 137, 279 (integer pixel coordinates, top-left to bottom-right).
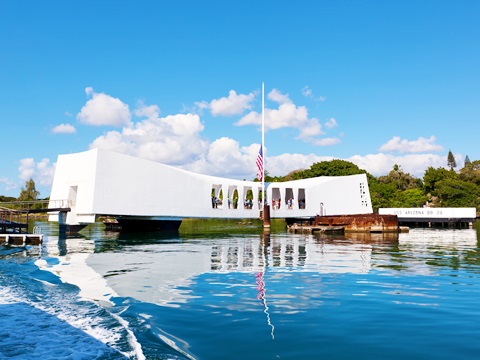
399, 228, 477, 248
36, 229, 479, 308
210, 235, 373, 274
38, 233, 379, 307
397, 229, 479, 275
36, 236, 117, 304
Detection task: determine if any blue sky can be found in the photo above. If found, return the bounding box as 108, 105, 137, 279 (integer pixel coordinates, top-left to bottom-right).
1, 0, 479, 198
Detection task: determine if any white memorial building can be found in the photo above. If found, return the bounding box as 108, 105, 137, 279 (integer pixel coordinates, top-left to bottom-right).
48, 148, 373, 230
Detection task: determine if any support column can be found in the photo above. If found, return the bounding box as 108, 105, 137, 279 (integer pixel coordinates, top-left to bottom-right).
263, 204, 271, 228
58, 211, 67, 237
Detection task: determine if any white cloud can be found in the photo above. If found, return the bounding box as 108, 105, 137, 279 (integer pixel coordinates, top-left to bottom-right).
52, 123, 76, 134
133, 102, 160, 119
312, 137, 341, 146
233, 110, 260, 127
301, 85, 326, 102
302, 86, 312, 98
87, 101, 339, 179
348, 153, 447, 177
85, 86, 94, 96
236, 102, 309, 130
207, 90, 255, 117
193, 100, 210, 114
35, 159, 56, 186
236, 91, 336, 146
0, 177, 17, 191
16, 158, 56, 196
89, 105, 266, 179
268, 89, 292, 104
90, 107, 209, 165
296, 118, 324, 140
77, 87, 131, 127
267, 103, 310, 129
19, 158, 35, 182
89, 130, 137, 155
324, 118, 337, 129
379, 136, 444, 154
266, 153, 334, 177
187, 138, 260, 178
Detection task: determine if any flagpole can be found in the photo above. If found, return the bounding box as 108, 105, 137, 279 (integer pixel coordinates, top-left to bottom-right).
261, 82, 270, 228
262, 82, 265, 212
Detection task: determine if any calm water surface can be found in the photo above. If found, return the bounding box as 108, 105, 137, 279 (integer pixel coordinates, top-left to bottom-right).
1, 223, 480, 359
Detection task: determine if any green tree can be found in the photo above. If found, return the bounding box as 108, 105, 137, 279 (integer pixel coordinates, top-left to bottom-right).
377, 164, 422, 191
447, 149, 457, 170
459, 160, 480, 186
368, 178, 397, 212
256, 169, 284, 183
370, 165, 424, 210
435, 178, 480, 208
18, 178, 40, 201
0, 195, 16, 202
300, 159, 367, 178
423, 166, 457, 195
393, 188, 427, 208
281, 169, 304, 182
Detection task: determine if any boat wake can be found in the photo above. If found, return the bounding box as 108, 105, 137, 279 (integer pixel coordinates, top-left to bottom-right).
0, 250, 144, 359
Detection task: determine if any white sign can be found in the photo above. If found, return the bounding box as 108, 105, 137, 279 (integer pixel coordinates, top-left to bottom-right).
379, 208, 476, 219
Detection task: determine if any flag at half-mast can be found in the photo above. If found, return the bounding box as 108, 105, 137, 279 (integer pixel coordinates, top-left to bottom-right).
256, 145, 264, 181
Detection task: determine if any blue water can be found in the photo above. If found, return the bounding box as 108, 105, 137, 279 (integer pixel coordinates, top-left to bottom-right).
1, 224, 480, 359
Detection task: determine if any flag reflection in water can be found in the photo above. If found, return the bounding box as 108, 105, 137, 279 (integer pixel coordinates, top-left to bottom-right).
256, 231, 275, 339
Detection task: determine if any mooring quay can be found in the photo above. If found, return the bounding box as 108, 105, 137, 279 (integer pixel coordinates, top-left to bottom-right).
1, 202, 70, 244
0, 233, 43, 246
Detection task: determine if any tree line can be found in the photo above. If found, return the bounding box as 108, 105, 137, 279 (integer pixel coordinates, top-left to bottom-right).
263, 150, 480, 214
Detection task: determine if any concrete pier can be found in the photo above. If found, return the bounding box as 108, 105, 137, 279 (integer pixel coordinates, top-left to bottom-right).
0, 234, 43, 246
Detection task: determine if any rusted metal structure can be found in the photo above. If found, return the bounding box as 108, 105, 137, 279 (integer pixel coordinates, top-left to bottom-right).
287, 214, 400, 234
315, 214, 399, 232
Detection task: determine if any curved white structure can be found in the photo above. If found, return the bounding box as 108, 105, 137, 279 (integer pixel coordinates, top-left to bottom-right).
48, 148, 372, 227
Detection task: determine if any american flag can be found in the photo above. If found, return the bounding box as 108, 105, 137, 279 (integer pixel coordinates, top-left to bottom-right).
256, 145, 263, 181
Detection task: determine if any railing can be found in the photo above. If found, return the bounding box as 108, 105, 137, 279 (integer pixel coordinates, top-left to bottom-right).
0, 207, 28, 233
48, 199, 73, 209
0, 199, 71, 211
0, 200, 50, 211
0, 200, 70, 234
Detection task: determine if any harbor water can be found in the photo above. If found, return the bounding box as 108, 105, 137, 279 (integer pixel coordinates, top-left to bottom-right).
1, 222, 480, 359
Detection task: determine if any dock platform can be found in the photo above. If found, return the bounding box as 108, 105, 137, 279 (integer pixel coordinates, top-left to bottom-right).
0, 234, 43, 246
